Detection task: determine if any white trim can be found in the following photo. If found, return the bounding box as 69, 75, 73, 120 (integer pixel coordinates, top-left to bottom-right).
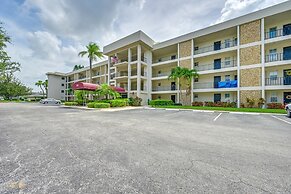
193, 46, 238, 59
240, 41, 261, 49
240, 63, 262, 69
240, 86, 262, 91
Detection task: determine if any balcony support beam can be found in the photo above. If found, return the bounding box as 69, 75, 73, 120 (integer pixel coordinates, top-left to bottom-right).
261, 18, 266, 105
137, 45, 141, 97
237, 25, 241, 108
128, 48, 131, 97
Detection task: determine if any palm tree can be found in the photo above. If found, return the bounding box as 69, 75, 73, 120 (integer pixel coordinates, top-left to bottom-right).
95, 84, 120, 100
78, 42, 103, 83
73, 64, 84, 71
42, 80, 48, 97
35, 80, 45, 98
168, 66, 199, 105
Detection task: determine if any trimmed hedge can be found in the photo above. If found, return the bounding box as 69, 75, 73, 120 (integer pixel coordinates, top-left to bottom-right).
110, 99, 128, 107
149, 99, 174, 106
64, 102, 78, 106
94, 103, 110, 108
267, 103, 285, 109
87, 102, 95, 108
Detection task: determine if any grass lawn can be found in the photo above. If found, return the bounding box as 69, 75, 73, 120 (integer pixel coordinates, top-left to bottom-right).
153, 105, 286, 114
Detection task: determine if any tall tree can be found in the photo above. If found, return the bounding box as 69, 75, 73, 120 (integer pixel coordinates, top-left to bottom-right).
95, 84, 120, 100
78, 42, 103, 83
0, 22, 31, 99
42, 80, 48, 97
168, 66, 199, 104
35, 80, 45, 98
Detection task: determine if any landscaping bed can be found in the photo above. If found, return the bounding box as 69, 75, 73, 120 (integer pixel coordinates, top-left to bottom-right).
152, 105, 286, 114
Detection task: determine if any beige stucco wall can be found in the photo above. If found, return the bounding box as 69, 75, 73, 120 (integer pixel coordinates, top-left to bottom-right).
179, 59, 191, 69
240, 20, 261, 45
152, 94, 175, 101
179, 40, 192, 58
240, 90, 262, 104
240, 45, 261, 66
240, 68, 262, 87
193, 92, 237, 102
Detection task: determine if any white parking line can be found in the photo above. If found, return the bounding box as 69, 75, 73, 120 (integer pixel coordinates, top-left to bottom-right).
213, 113, 222, 122
271, 115, 291, 125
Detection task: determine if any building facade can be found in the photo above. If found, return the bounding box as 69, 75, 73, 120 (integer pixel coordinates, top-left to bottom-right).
47, 2, 291, 106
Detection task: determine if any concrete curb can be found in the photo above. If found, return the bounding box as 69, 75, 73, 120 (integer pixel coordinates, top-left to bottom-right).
145, 107, 286, 116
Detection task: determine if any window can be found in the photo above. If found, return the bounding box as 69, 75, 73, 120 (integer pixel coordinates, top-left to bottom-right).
158, 96, 161, 99
269, 27, 277, 39
61, 77, 65, 80
158, 83, 161, 87
171, 55, 176, 60
269, 49, 277, 62
61, 90, 64, 93
224, 39, 231, 48
225, 75, 231, 81
224, 57, 231, 67
61, 84, 64, 86
225, 93, 230, 99
194, 46, 199, 51
269, 71, 278, 81
194, 62, 199, 67
194, 94, 198, 98
270, 92, 277, 102
194, 78, 199, 82
158, 70, 162, 75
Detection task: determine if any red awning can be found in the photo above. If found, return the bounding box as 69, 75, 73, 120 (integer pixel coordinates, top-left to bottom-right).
111, 86, 126, 93
72, 82, 126, 93
72, 82, 99, 91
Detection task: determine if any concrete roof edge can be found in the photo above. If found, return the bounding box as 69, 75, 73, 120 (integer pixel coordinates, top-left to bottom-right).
103, 30, 155, 54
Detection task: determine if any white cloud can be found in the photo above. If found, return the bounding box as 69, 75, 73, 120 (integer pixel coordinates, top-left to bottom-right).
216, 0, 288, 23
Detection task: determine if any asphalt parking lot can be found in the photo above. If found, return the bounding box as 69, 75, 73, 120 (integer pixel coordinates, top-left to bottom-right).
0, 103, 291, 193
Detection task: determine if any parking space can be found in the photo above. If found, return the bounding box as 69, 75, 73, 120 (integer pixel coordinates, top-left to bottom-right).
0, 103, 291, 193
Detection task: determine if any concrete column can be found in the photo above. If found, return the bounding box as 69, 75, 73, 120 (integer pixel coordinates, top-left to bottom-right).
261, 18, 266, 104
137, 45, 141, 97
145, 50, 152, 101
127, 48, 131, 97
107, 57, 111, 84
191, 39, 194, 104
177, 43, 180, 103
237, 25, 241, 108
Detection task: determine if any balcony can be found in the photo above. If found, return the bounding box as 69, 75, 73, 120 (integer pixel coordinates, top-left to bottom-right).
265, 77, 291, 86
131, 55, 147, 63
115, 72, 128, 77
194, 80, 237, 89
152, 72, 171, 78
194, 39, 237, 55
265, 27, 291, 40
152, 86, 177, 92
194, 60, 237, 72
153, 55, 177, 64
265, 53, 291, 63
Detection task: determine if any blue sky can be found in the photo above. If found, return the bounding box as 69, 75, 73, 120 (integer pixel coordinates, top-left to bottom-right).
0, 0, 287, 91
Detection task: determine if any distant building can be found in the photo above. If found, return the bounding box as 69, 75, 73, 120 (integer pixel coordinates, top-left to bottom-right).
46, 72, 66, 100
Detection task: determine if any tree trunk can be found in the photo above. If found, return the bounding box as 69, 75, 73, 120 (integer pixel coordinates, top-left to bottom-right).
89, 58, 92, 83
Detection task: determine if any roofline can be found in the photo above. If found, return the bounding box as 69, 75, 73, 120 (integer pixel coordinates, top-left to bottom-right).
103, 30, 155, 55
152, 1, 291, 49
65, 60, 108, 76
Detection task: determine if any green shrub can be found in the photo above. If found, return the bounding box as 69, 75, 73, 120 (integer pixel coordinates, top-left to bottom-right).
87, 102, 95, 108
110, 99, 128, 107
94, 103, 110, 108
64, 102, 78, 106
149, 99, 174, 106
128, 97, 142, 106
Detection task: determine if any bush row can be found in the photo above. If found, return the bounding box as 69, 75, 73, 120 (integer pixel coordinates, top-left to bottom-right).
87, 102, 110, 108
192, 101, 237, 108
149, 99, 174, 106
64, 102, 78, 106
266, 103, 285, 109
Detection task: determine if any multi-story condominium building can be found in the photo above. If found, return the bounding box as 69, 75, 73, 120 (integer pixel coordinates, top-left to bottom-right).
47, 1, 291, 106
